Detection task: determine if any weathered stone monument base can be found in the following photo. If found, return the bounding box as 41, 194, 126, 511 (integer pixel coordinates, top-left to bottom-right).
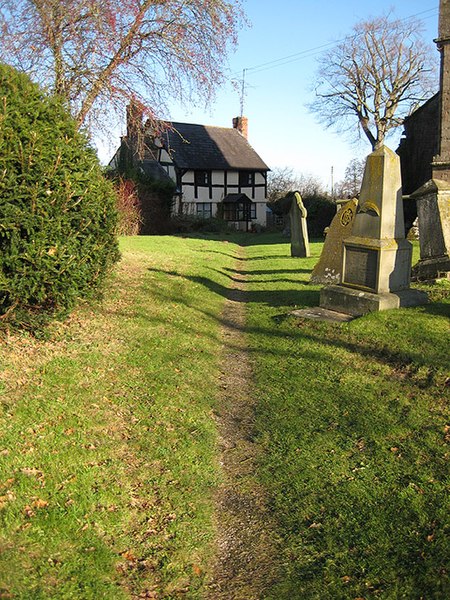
339, 237, 413, 292
320, 285, 428, 318
318, 145, 428, 318
412, 256, 450, 280
291, 306, 354, 323
410, 179, 450, 280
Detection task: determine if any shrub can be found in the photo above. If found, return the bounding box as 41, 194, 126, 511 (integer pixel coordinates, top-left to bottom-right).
0, 63, 120, 325
137, 177, 176, 235
114, 177, 142, 235
266, 191, 336, 237
171, 215, 233, 234
303, 193, 337, 237
110, 149, 176, 234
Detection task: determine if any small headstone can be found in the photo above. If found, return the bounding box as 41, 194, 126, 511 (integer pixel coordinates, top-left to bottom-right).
310, 198, 358, 285
289, 192, 310, 258
319, 146, 428, 317
267, 191, 310, 257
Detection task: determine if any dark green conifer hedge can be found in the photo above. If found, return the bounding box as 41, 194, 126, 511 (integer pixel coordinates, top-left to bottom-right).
0, 63, 119, 325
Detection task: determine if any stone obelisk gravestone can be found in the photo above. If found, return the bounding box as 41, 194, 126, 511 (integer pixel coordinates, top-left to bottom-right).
289, 191, 310, 258
320, 146, 428, 317
310, 198, 358, 285
411, 0, 450, 280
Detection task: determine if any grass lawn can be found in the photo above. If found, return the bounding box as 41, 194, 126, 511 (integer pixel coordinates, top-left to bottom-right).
0, 232, 449, 599
244, 234, 450, 599
0, 235, 240, 599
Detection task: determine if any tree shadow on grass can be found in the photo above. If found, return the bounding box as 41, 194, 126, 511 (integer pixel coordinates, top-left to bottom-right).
137, 270, 449, 375
147, 266, 319, 309
196, 249, 292, 262
144, 260, 449, 374
421, 301, 450, 319
223, 267, 312, 276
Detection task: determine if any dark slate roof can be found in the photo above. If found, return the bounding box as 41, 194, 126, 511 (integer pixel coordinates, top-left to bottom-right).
139, 159, 173, 183
154, 121, 269, 171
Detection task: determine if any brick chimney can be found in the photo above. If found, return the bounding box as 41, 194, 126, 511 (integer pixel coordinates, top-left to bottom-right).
232, 116, 248, 139
126, 101, 144, 161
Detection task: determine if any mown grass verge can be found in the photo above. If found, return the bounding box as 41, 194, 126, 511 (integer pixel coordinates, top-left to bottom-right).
244, 234, 450, 599
0, 235, 240, 599
1, 232, 448, 599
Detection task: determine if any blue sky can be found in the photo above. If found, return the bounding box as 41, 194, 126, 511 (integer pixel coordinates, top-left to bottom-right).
101, 1, 439, 190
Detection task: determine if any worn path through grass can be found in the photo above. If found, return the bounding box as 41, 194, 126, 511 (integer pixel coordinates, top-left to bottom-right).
206, 246, 282, 599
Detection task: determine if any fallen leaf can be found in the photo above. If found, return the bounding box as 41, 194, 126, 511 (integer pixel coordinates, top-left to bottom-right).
122, 549, 137, 562
21, 467, 43, 478
32, 498, 49, 509
23, 505, 35, 518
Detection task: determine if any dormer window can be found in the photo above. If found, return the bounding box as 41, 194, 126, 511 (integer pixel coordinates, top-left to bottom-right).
239, 171, 255, 187
195, 170, 211, 186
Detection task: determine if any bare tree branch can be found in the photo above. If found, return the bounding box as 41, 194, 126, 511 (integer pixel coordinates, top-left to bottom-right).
309, 14, 438, 150
0, 0, 245, 135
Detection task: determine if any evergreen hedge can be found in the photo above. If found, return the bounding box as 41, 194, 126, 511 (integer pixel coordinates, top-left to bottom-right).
0, 63, 119, 325
303, 193, 337, 237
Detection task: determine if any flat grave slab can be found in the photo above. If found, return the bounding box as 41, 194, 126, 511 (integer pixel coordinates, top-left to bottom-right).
290, 307, 355, 323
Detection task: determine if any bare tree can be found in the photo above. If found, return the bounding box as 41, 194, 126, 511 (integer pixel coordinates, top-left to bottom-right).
310, 14, 438, 150
267, 167, 324, 202
0, 0, 244, 132
335, 157, 365, 198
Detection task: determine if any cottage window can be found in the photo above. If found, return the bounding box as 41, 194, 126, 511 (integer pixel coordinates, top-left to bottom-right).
223, 202, 256, 221
196, 202, 212, 219
239, 171, 255, 187
195, 170, 211, 186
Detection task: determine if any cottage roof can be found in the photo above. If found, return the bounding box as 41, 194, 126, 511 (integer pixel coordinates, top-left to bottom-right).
139, 159, 174, 182
153, 121, 269, 171
223, 193, 252, 203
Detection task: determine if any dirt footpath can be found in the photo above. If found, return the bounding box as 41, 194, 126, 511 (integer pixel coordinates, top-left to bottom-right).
206, 248, 282, 600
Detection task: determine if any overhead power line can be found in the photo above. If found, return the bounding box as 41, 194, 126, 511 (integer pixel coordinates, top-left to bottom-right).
231, 6, 439, 78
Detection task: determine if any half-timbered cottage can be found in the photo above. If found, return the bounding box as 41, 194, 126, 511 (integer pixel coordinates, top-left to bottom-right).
110, 108, 270, 230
